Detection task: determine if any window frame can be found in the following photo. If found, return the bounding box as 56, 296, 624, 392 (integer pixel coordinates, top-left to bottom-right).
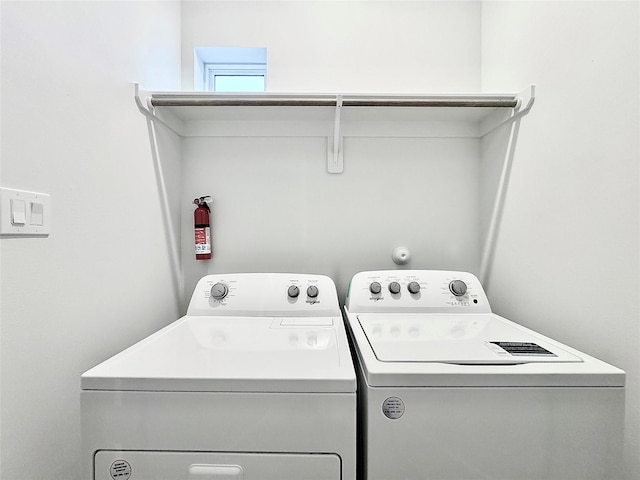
205, 63, 267, 92
194, 47, 267, 92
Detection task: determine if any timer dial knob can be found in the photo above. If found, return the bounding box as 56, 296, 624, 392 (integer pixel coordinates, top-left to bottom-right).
407, 281, 421, 294
210, 283, 228, 300
449, 280, 468, 297
388, 281, 401, 295
307, 285, 319, 298
287, 285, 300, 298
369, 282, 382, 294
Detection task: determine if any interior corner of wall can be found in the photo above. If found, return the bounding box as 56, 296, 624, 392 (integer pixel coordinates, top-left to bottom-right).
193, 48, 204, 92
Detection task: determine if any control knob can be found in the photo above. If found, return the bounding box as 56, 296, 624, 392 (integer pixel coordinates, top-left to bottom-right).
388, 281, 401, 295
449, 280, 468, 297
307, 285, 319, 298
407, 281, 421, 294
210, 283, 229, 300
369, 282, 382, 294
287, 285, 300, 298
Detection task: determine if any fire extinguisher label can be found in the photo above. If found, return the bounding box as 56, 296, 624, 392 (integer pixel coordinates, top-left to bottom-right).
194, 227, 211, 254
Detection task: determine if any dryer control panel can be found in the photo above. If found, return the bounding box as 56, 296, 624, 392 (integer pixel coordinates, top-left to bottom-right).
345, 270, 491, 314
187, 273, 342, 317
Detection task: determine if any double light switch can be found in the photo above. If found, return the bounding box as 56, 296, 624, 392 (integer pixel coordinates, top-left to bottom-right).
1, 187, 51, 235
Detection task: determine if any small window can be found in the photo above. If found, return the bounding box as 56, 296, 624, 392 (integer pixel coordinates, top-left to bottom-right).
194, 47, 267, 92
206, 64, 266, 92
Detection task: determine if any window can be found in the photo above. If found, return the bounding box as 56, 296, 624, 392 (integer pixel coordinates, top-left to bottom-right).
194, 47, 267, 92
206, 63, 266, 92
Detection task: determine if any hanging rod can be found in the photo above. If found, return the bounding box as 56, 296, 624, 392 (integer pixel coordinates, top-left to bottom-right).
151, 98, 336, 107
148, 94, 519, 109
344, 99, 517, 108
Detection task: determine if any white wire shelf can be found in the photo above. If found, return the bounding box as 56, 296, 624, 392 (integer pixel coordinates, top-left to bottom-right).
135, 85, 535, 174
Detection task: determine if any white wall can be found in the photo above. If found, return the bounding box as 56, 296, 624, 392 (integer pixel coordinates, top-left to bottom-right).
181, 135, 483, 300
481, 2, 639, 479
181, 0, 481, 93
179, 0, 484, 300
0, 2, 181, 479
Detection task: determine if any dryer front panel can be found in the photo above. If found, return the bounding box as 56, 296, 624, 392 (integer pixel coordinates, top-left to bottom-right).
95, 451, 341, 480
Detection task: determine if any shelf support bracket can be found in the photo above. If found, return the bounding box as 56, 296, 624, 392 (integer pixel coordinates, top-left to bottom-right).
134, 83, 183, 136
479, 85, 536, 287
328, 95, 344, 173
480, 85, 536, 136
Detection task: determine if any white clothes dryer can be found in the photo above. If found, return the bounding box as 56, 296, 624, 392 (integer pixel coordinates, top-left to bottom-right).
82, 273, 356, 480
344, 270, 625, 480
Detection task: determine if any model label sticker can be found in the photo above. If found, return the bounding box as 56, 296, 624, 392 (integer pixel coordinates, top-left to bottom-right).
110, 460, 131, 480
490, 341, 557, 357
382, 396, 405, 419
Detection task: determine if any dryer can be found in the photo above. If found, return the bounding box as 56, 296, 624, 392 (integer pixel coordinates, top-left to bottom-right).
344, 270, 624, 480
82, 273, 356, 480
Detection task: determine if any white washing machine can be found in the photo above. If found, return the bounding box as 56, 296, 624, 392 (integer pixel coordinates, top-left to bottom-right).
82, 273, 356, 480
344, 270, 625, 480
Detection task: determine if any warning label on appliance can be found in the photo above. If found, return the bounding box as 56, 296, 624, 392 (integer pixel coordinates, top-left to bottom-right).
110, 460, 131, 480
490, 342, 556, 356
382, 396, 405, 419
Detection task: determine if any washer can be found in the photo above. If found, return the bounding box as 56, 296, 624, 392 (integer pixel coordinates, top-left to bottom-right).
344, 270, 625, 480
82, 273, 356, 480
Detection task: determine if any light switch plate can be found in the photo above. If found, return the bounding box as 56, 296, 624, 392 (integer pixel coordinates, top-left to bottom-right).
0, 187, 51, 235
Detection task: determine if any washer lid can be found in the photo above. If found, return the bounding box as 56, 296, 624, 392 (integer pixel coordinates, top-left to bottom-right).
358, 314, 583, 364
81, 316, 356, 393
346, 311, 625, 387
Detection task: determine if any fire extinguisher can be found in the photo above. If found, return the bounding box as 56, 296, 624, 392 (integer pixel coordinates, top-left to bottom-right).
193, 196, 212, 260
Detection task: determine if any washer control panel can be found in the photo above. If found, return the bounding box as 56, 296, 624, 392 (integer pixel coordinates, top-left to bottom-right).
345, 270, 491, 314
187, 273, 341, 317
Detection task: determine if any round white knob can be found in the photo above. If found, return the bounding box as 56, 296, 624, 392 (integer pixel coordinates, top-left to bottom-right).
210, 283, 228, 300
449, 280, 468, 297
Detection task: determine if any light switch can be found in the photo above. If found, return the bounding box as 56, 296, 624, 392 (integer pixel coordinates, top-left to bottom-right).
10, 198, 26, 225
1, 187, 51, 235
31, 202, 44, 225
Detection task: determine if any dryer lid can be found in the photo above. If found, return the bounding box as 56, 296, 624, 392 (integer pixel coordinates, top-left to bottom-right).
357, 313, 583, 365
81, 315, 356, 393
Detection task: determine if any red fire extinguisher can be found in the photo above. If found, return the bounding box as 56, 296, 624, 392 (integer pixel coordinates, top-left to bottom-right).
193, 196, 212, 260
